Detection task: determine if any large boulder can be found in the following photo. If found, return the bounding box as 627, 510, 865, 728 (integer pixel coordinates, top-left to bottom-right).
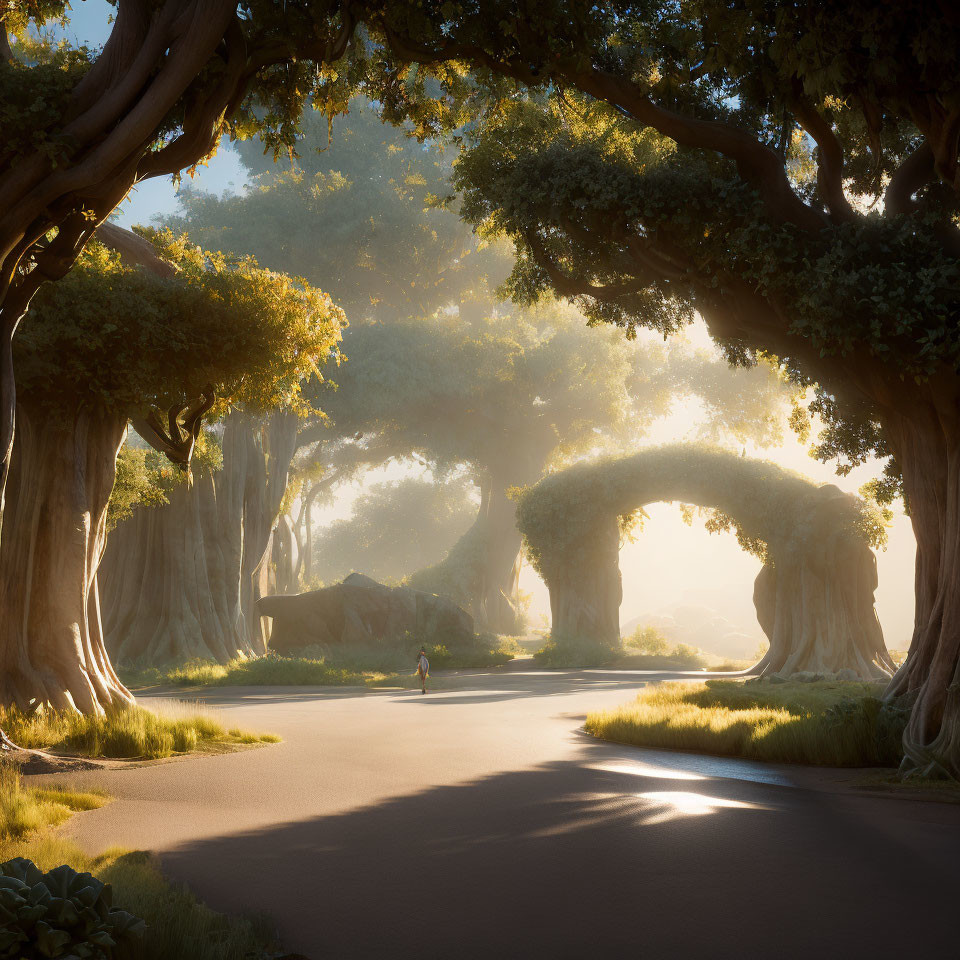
257, 573, 475, 654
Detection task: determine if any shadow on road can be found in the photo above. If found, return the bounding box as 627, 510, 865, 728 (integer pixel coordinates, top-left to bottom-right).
160, 743, 960, 960
142, 667, 696, 709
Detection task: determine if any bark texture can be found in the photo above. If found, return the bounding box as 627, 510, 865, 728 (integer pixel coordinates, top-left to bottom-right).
100, 465, 250, 664
101, 411, 299, 664
0, 403, 133, 713
519, 445, 891, 679
549, 516, 622, 649
751, 486, 891, 679
881, 397, 960, 777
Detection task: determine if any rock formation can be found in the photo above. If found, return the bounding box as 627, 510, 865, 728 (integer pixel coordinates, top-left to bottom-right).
258, 573, 475, 654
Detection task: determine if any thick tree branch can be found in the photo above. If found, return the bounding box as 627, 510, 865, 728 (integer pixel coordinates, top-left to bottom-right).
789, 89, 856, 223
523, 229, 652, 300
885, 142, 935, 216
95, 221, 177, 276
132, 389, 215, 468
378, 25, 825, 233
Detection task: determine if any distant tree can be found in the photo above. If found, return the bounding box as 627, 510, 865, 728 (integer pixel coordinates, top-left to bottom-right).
0, 228, 342, 713
166, 101, 510, 323
310, 474, 477, 585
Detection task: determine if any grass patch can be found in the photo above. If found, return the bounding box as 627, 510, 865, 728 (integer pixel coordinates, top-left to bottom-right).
585, 679, 906, 767
1, 703, 279, 760
706, 658, 755, 672
0, 761, 109, 842
533, 631, 711, 670
122, 639, 518, 691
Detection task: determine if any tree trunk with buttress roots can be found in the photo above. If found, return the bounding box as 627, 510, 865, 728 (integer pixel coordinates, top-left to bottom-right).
751, 492, 892, 679
881, 392, 960, 778
0, 402, 134, 714
410, 464, 536, 635
239, 411, 299, 649
270, 512, 299, 598
100, 411, 298, 663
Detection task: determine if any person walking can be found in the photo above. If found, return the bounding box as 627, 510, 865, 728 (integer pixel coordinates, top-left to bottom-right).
417, 647, 430, 695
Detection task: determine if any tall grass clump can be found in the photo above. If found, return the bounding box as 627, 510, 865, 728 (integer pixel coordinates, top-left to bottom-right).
0, 703, 279, 760
0, 760, 108, 842
586, 679, 905, 767
533, 627, 710, 670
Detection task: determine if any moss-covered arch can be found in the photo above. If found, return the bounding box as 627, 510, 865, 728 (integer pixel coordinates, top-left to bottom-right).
516, 445, 893, 679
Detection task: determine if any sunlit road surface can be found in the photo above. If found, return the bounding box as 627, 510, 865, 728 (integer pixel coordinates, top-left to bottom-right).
45, 666, 960, 959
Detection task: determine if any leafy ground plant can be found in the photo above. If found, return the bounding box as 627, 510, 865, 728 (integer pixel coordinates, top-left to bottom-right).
0, 704, 279, 760
0, 856, 145, 959
586, 679, 905, 767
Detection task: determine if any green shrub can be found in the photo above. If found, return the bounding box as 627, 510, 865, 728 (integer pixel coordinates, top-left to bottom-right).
624, 626, 671, 656
0, 857, 145, 959
0, 841, 282, 960
533, 636, 619, 668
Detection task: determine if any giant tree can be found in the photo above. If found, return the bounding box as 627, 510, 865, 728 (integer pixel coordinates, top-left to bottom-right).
310, 303, 790, 632
358, 2, 960, 777
0, 228, 341, 712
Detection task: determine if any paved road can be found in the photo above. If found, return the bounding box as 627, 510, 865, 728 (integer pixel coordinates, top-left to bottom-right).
39, 666, 960, 959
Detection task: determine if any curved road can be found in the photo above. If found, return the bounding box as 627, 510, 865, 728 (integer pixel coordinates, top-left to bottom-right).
40, 665, 960, 959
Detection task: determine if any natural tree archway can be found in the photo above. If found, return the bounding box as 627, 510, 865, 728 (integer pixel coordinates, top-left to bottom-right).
517, 445, 894, 680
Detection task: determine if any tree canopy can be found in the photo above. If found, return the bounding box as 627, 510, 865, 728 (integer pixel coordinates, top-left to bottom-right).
310, 301, 791, 487
17, 228, 343, 422
166, 101, 509, 323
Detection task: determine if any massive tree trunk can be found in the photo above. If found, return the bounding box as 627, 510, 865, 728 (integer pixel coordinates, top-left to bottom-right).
410, 449, 549, 634
882, 393, 960, 778
0, 403, 133, 714
409, 471, 527, 634
752, 553, 891, 680
100, 465, 251, 664
464, 475, 527, 633
101, 411, 299, 664
549, 517, 622, 649
0, 1, 249, 545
